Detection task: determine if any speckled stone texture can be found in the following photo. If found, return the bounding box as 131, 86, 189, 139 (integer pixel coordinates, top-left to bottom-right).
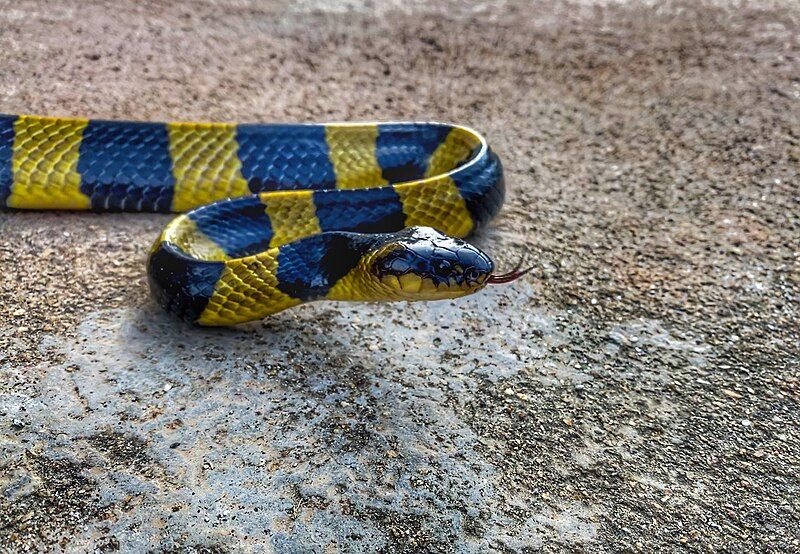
0, 1, 798, 552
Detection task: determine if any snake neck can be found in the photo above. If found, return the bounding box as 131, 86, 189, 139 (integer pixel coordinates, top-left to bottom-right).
272, 231, 392, 303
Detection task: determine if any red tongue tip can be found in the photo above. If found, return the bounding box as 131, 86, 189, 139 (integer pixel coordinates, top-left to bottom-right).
487, 265, 533, 285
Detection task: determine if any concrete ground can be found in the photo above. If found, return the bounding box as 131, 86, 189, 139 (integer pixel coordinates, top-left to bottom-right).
0, 0, 798, 552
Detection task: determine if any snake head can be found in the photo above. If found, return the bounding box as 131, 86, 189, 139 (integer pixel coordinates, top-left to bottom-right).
370, 227, 494, 300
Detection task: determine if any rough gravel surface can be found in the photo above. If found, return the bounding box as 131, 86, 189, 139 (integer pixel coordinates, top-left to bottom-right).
0, 0, 798, 552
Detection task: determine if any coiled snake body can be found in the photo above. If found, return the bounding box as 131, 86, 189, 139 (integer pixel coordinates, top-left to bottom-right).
0, 114, 510, 325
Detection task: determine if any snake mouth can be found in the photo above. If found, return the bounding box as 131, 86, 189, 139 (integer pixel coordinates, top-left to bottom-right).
379, 273, 488, 299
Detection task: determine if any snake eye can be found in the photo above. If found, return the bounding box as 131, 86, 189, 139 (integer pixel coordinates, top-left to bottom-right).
465, 268, 480, 282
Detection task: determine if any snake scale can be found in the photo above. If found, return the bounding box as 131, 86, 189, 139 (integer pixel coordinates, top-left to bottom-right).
0, 114, 520, 326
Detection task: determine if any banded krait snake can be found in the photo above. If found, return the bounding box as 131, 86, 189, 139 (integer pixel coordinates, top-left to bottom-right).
0, 115, 526, 325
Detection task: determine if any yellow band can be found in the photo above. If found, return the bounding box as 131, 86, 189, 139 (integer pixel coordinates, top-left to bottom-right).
168, 122, 250, 212
326, 124, 387, 190
9, 115, 91, 210
394, 177, 473, 238
261, 190, 323, 248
